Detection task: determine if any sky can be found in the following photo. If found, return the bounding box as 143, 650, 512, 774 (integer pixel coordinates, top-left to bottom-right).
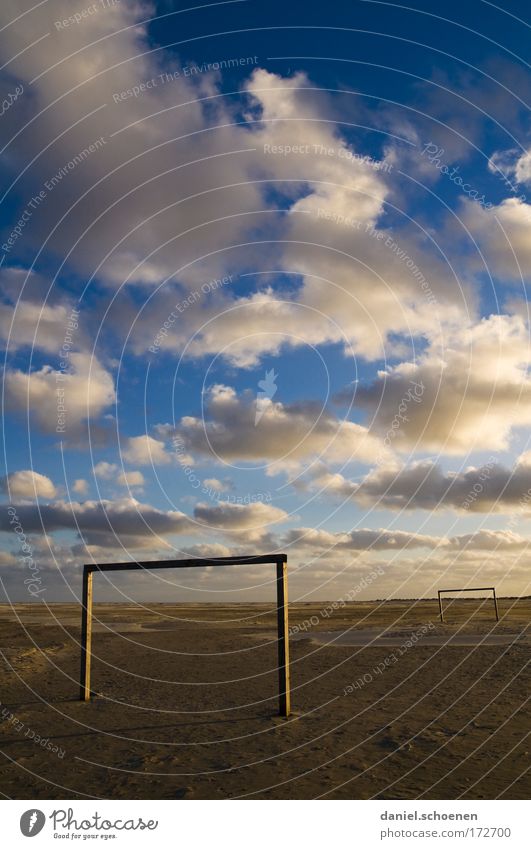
0, 0, 530, 603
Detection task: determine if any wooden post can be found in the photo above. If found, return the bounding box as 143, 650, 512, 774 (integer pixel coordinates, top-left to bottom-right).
79, 567, 93, 701
438, 591, 444, 623
276, 560, 290, 717
493, 587, 499, 622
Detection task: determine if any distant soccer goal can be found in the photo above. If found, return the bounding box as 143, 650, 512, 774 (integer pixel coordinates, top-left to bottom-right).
79, 554, 290, 716
437, 586, 499, 623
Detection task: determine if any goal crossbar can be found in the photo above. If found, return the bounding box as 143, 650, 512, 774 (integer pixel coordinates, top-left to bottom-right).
79, 554, 290, 716
437, 586, 499, 623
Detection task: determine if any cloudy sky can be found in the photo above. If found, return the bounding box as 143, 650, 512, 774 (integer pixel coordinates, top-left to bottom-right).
1, 0, 530, 602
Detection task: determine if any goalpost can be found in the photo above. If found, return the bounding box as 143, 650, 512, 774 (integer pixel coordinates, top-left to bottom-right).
437, 586, 499, 623
79, 554, 290, 716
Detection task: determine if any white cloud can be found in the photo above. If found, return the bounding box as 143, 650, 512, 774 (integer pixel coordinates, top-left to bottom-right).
463, 198, 531, 280
194, 500, 288, 530
488, 147, 531, 188
202, 478, 232, 492
0, 0, 470, 375
353, 454, 531, 513
281, 526, 531, 554
94, 461, 118, 479
0, 497, 192, 549
1, 1, 529, 601
448, 529, 530, 551
193, 499, 287, 545
4, 353, 115, 435
169, 383, 388, 471
514, 151, 531, 186
283, 526, 444, 551
0, 296, 79, 354
0, 0, 266, 290
291, 462, 359, 499
94, 462, 144, 487
0, 470, 56, 499
355, 314, 531, 454
117, 470, 145, 488
0, 495, 287, 550
122, 435, 171, 466
95, 66, 465, 368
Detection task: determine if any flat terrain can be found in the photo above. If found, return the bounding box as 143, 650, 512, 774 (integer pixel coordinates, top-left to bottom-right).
0, 599, 529, 799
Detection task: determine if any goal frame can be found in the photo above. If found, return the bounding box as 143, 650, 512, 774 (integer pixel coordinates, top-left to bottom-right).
79, 554, 290, 716
437, 586, 499, 623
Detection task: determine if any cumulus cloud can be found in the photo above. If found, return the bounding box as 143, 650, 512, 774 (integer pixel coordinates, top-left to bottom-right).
4, 353, 115, 435
95, 463, 144, 487
0, 297, 79, 354
193, 499, 288, 545
283, 526, 444, 551
0, 0, 470, 376
0, 497, 192, 548
227, 70, 464, 362
167, 383, 388, 472
488, 147, 531, 188
352, 454, 531, 513
0, 496, 286, 549
353, 314, 531, 454
194, 500, 288, 530
0, 470, 57, 499
448, 529, 530, 551
202, 478, 233, 492
117, 470, 145, 488
291, 462, 359, 499
462, 198, 531, 280
125, 69, 466, 367
0, 551, 17, 567
281, 526, 531, 553
0, 0, 266, 291
122, 435, 171, 466
1, 0, 529, 601
94, 461, 118, 479
73, 479, 89, 495
512, 150, 531, 186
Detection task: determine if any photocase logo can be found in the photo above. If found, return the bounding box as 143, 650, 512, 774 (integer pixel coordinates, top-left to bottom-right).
20, 810, 46, 837
255, 368, 278, 425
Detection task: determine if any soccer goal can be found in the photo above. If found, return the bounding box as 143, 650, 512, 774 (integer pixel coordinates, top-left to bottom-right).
79, 554, 290, 716
437, 586, 499, 623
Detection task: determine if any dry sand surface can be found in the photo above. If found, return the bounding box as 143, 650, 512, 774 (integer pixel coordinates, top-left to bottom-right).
0, 599, 529, 799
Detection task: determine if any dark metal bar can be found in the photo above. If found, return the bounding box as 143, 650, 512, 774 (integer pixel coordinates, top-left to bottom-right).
86, 554, 287, 573
493, 587, 500, 622
276, 559, 290, 717
79, 567, 93, 701
438, 587, 496, 593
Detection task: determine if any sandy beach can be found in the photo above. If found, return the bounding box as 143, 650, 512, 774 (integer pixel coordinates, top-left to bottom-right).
0, 599, 528, 800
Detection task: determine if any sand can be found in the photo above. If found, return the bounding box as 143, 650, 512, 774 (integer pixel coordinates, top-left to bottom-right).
0, 599, 529, 799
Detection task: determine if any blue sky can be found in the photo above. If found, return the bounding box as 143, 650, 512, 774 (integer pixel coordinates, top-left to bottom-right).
1, 0, 531, 602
